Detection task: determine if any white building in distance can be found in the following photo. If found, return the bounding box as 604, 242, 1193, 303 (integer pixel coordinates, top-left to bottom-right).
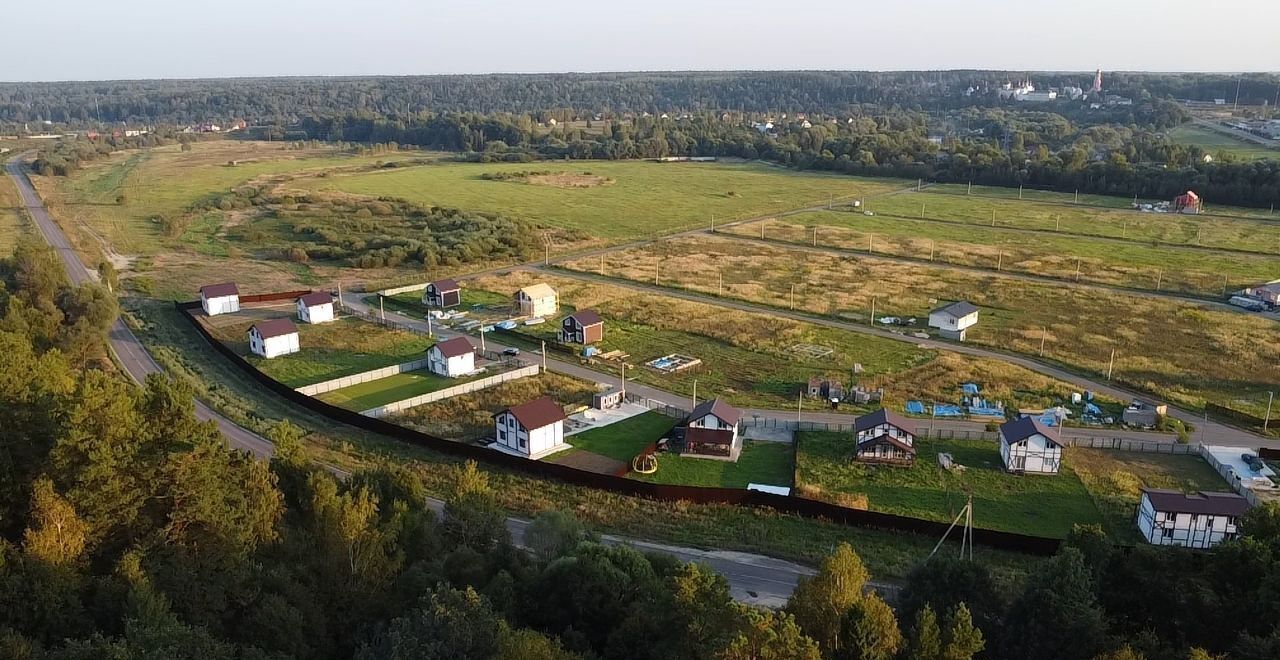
494, 396, 567, 459
248, 318, 300, 359
426, 336, 476, 378
1136, 489, 1250, 549
928, 301, 980, 341
200, 282, 240, 316
296, 292, 335, 324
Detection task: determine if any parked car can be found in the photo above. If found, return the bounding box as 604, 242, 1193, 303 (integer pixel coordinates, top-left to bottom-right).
502, 347, 521, 356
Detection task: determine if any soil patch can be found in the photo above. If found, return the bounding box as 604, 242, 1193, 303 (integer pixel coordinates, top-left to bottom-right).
525, 173, 614, 188
549, 449, 628, 475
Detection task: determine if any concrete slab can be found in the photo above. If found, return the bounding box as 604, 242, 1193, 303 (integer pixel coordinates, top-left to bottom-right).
743, 426, 795, 444
564, 401, 652, 437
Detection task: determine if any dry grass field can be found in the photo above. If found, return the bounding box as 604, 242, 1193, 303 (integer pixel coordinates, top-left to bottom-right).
472, 271, 1116, 412
0, 173, 27, 253
725, 211, 1278, 297
561, 235, 1280, 418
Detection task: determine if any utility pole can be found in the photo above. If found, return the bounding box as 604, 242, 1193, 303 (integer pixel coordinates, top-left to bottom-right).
868, 233, 874, 253
797, 391, 803, 424
620, 362, 626, 397
1155, 269, 1163, 291
600, 253, 605, 275
1018, 184, 1023, 200
991, 209, 996, 226
1075, 258, 1082, 282
917, 178, 922, 192
1233, 75, 1243, 112
929, 240, 935, 261
1039, 326, 1047, 356
718, 270, 723, 297
1074, 189, 1079, 204
1122, 220, 1127, 239
869, 297, 876, 326
921, 202, 926, 218
427, 313, 433, 337
710, 214, 715, 232
813, 226, 818, 246
1106, 348, 1116, 380
480, 327, 486, 352
544, 243, 549, 266
997, 251, 1003, 271
1222, 274, 1228, 297
790, 283, 796, 310
1055, 216, 1060, 231
336, 281, 343, 310
691, 379, 698, 409
1265, 391, 1274, 433
655, 261, 659, 286
967, 181, 972, 195
379, 295, 385, 321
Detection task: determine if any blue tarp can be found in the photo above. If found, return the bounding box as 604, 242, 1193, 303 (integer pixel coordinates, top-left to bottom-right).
932, 404, 963, 417
905, 401, 926, 415
968, 406, 1004, 417
1036, 412, 1059, 426
1084, 402, 1102, 415
961, 383, 980, 395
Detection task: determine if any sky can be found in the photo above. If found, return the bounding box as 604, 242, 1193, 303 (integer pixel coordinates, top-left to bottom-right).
3, 0, 1279, 81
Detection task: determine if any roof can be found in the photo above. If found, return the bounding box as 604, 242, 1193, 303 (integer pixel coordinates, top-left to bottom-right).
932, 300, 979, 318
1000, 416, 1059, 446
431, 336, 474, 359
686, 397, 742, 426
854, 408, 915, 434
685, 426, 736, 445
430, 278, 460, 292
1142, 489, 1250, 517
250, 318, 298, 340
857, 433, 917, 454
497, 396, 566, 430
200, 282, 239, 298
566, 309, 603, 326
297, 292, 333, 307
517, 283, 557, 300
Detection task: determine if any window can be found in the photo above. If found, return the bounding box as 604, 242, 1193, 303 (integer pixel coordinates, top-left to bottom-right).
519, 436, 527, 449
1162, 528, 1173, 539
498, 430, 506, 441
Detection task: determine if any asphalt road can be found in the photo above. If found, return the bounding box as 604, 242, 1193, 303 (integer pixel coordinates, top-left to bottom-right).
5, 157, 817, 605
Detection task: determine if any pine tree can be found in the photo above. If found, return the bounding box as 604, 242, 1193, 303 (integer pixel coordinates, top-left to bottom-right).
904, 605, 942, 660
941, 604, 985, 660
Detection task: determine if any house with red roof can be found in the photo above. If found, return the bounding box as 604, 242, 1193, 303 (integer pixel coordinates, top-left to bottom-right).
558, 310, 604, 345
248, 318, 300, 359
426, 336, 475, 377
1136, 489, 1250, 549
674, 398, 743, 461
296, 292, 335, 324
199, 282, 240, 316
493, 396, 567, 458
423, 279, 461, 308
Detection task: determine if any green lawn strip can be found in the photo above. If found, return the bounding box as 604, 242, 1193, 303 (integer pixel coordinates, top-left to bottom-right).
300, 160, 907, 239
314, 369, 483, 411
129, 297, 1042, 583
634, 440, 794, 489
228, 317, 433, 388
796, 431, 1104, 539
1065, 447, 1231, 541
925, 181, 1280, 221
563, 411, 675, 462
1168, 124, 1280, 161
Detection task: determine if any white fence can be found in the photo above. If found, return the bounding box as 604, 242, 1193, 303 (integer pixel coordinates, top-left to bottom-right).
295, 357, 434, 396
379, 282, 430, 297
361, 364, 540, 418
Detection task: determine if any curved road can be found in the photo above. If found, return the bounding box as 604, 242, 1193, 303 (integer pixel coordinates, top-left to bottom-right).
4, 156, 820, 606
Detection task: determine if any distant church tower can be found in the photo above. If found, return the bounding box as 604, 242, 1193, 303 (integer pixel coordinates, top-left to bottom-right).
1090, 69, 1103, 94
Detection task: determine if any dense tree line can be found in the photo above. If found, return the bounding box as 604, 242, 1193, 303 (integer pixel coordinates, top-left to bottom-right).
3, 72, 1277, 127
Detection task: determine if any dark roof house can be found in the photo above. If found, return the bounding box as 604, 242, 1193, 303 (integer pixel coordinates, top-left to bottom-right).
497, 397, 567, 430
430, 278, 460, 292
687, 398, 742, 426
566, 310, 603, 326
200, 282, 240, 298
251, 318, 298, 339
297, 292, 333, 307
932, 300, 979, 317
854, 408, 915, 434
1000, 416, 1059, 445
432, 336, 475, 358
1143, 489, 1251, 517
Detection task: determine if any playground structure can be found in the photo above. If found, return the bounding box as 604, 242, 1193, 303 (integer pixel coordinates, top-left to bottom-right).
631, 452, 658, 474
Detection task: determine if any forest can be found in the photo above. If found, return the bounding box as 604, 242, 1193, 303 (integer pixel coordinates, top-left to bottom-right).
3, 235, 1280, 659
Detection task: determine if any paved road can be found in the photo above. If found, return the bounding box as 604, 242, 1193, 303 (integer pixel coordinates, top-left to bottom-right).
6, 156, 819, 605
527, 266, 1278, 449
5, 158, 276, 458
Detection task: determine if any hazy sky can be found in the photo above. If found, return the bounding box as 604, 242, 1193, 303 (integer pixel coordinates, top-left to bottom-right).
4, 0, 1278, 81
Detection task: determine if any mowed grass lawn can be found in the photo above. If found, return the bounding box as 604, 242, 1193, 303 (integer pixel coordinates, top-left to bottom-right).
210, 316, 434, 388
634, 440, 795, 489
796, 432, 1103, 538
315, 369, 470, 411
299, 160, 907, 239
563, 411, 675, 462
736, 210, 1279, 296
1067, 447, 1229, 541
1168, 123, 1280, 161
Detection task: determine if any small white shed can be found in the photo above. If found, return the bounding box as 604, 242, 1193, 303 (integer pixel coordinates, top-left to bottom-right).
200, 282, 240, 316
248, 318, 300, 359
427, 336, 475, 378
928, 301, 979, 341
296, 292, 335, 324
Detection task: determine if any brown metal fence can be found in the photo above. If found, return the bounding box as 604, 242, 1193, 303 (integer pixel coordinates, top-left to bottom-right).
179, 294, 1062, 556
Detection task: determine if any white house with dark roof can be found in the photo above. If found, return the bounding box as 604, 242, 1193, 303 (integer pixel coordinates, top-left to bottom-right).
928, 300, 979, 341
1136, 489, 1250, 549
515, 283, 558, 318
426, 336, 475, 377
248, 318, 300, 359
200, 282, 240, 316
676, 398, 743, 461
999, 416, 1063, 474
494, 396, 567, 459
853, 408, 917, 465
296, 292, 335, 324
423, 279, 462, 308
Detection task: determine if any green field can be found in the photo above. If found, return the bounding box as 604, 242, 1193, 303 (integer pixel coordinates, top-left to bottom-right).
926, 182, 1280, 220
298, 160, 907, 239
562, 235, 1280, 421
1066, 447, 1229, 541
634, 440, 795, 489
207, 315, 434, 388
796, 432, 1103, 538
561, 411, 675, 462
1168, 124, 1280, 161
732, 210, 1279, 297
315, 368, 471, 411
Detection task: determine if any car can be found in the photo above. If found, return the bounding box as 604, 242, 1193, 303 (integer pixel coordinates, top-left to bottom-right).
502, 347, 521, 356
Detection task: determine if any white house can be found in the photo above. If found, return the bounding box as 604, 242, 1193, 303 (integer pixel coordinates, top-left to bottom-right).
426, 336, 475, 377
296, 292, 335, 324
853, 408, 917, 465
928, 301, 980, 341
494, 396, 567, 459
677, 398, 742, 461
515, 283, 558, 318
998, 416, 1063, 474
1136, 489, 1250, 549
248, 318, 300, 359
200, 282, 240, 316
